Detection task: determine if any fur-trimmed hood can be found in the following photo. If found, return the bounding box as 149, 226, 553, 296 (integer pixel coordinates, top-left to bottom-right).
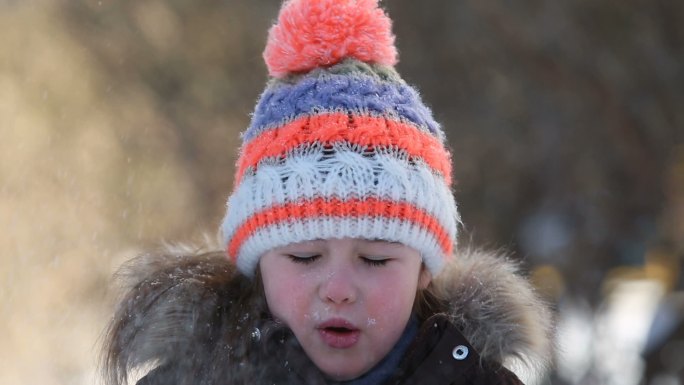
433, 249, 554, 376
102, 247, 553, 384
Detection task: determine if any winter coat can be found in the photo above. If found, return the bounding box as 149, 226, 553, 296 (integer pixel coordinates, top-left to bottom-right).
102, 248, 553, 385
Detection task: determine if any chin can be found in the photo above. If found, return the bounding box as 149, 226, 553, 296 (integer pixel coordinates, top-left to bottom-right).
324, 371, 362, 382
319, 362, 367, 382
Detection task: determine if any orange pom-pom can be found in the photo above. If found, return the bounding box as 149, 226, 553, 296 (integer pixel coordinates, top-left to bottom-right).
263, 0, 398, 78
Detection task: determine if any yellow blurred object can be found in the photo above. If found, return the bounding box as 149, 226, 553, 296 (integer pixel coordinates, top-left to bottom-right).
530, 264, 566, 301
645, 249, 680, 292
601, 248, 679, 297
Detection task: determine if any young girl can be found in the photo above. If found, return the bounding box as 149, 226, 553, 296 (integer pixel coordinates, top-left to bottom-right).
102, 1, 553, 384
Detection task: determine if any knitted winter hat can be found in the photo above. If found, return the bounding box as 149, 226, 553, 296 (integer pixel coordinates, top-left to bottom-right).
221, 0, 460, 277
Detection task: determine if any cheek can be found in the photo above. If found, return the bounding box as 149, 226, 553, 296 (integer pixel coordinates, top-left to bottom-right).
262, 268, 312, 324
365, 269, 419, 321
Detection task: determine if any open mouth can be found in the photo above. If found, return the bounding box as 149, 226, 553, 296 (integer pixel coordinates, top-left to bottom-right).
317, 319, 361, 349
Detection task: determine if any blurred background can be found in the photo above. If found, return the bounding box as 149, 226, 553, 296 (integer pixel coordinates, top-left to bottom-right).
1, 0, 682, 384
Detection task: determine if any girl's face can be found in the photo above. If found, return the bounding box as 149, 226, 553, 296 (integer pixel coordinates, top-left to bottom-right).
260, 237, 431, 381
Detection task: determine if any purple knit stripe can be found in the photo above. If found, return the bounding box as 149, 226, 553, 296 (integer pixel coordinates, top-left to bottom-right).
243, 73, 443, 142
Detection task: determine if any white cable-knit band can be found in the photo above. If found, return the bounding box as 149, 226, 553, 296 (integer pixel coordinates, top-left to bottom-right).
221, 147, 460, 250
233, 217, 448, 277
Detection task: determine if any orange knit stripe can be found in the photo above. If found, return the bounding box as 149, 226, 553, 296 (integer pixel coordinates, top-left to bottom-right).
227, 197, 452, 261
235, 113, 452, 186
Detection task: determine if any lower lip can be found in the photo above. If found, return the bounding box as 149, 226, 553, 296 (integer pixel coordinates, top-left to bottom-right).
318, 328, 360, 349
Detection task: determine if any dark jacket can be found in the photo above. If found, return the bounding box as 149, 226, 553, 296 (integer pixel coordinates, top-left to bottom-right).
390, 315, 524, 384
102, 248, 553, 385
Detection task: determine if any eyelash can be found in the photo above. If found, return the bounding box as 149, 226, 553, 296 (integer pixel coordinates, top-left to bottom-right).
361, 257, 388, 267
287, 254, 320, 264
286, 255, 388, 266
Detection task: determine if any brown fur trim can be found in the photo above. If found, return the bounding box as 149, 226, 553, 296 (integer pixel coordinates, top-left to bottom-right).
101, 247, 271, 385
432, 248, 555, 374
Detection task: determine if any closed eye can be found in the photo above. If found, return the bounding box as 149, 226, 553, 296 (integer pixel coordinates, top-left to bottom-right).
361, 257, 389, 267
287, 254, 321, 265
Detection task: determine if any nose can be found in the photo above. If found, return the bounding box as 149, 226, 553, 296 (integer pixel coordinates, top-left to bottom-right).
318, 267, 357, 305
